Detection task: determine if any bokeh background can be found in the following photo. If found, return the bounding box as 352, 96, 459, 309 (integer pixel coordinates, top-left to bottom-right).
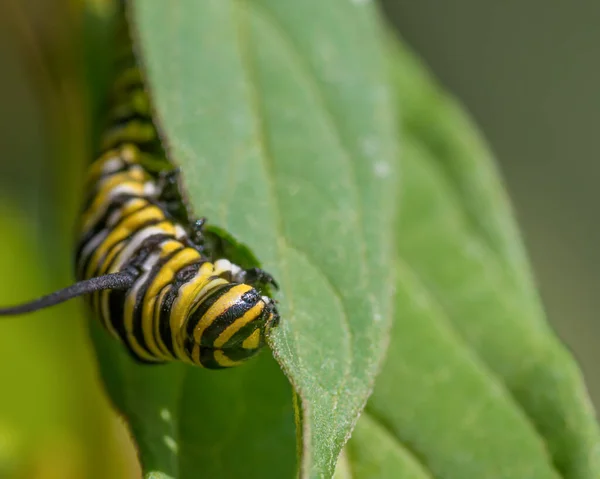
0, 0, 597, 477
381, 0, 600, 403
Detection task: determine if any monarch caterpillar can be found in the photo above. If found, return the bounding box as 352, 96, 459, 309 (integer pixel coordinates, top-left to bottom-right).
0, 16, 280, 369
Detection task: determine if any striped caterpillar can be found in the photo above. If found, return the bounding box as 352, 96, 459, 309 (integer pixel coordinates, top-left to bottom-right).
0, 16, 280, 369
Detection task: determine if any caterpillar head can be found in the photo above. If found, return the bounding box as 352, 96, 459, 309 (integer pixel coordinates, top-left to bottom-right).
185, 283, 280, 369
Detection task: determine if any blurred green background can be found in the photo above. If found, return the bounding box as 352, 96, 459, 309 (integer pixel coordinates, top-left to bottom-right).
381, 0, 600, 404
0, 0, 597, 477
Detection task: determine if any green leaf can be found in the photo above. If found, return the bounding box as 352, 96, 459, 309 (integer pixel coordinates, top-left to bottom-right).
344, 35, 600, 479
92, 330, 295, 478
90, 0, 398, 477
343, 415, 432, 479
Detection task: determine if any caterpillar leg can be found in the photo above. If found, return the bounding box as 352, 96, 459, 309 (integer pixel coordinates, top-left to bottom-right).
212, 260, 278, 290
236, 267, 279, 290
156, 168, 207, 250
156, 168, 192, 221
188, 217, 207, 249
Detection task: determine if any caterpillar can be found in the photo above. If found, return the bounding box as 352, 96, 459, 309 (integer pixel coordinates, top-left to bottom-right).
0, 17, 280, 369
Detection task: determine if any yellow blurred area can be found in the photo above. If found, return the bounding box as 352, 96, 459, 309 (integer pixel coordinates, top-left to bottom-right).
0, 0, 139, 477
0, 203, 138, 479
